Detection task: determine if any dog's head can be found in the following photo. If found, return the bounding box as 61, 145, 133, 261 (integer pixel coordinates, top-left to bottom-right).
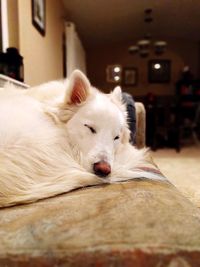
58, 70, 130, 177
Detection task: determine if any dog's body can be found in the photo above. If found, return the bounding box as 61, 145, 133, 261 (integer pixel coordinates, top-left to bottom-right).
0, 70, 163, 207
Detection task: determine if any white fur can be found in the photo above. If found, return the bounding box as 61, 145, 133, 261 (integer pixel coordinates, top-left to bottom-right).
0, 70, 159, 207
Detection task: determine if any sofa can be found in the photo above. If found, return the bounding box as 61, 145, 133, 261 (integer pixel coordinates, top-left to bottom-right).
0, 80, 200, 266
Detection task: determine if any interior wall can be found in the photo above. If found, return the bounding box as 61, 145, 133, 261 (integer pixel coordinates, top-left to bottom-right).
18, 0, 65, 86
87, 39, 199, 96
7, 0, 19, 49
65, 22, 86, 76
198, 42, 200, 77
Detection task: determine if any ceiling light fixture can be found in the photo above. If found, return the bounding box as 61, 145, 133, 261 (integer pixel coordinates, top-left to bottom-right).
129, 9, 167, 57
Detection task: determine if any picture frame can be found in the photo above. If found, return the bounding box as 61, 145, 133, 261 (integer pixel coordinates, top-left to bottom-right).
148, 60, 171, 83
32, 0, 46, 36
123, 67, 137, 86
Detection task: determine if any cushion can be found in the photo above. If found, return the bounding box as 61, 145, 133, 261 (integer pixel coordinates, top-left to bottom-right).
0, 178, 200, 266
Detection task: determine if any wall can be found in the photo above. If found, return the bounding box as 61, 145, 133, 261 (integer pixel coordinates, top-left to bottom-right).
7, 0, 19, 49
87, 39, 200, 96
18, 0, 65, 86
198, 42, 200, 76
65, 22, 86, 76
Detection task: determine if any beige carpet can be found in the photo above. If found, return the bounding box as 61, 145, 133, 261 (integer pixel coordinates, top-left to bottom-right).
151, 145, 200, 207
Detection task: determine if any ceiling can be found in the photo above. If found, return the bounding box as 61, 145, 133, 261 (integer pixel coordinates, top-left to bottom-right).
62, 0, 200, 48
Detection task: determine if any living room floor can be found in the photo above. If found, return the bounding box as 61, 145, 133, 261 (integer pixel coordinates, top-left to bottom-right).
151, 144, 200, 208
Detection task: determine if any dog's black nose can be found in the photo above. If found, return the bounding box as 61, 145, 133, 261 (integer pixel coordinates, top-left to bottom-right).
93, 161, 111, 178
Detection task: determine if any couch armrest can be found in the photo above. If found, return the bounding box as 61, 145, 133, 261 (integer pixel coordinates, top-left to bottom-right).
135, 102, 146, 148
1, 180, 200, 266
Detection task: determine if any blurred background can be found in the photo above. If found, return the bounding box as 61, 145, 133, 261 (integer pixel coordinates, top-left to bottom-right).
0, 0, 200, 148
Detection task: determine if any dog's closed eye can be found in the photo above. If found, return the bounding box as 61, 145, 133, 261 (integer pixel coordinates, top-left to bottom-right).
84, 124, 96, 134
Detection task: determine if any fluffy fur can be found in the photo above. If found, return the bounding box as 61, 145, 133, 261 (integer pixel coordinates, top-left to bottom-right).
0, 70, 155, 207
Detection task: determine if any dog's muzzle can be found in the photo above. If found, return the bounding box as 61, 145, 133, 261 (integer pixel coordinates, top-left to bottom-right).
93, 161, 111, 178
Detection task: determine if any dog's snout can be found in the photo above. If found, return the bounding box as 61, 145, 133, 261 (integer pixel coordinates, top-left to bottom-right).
93, 161, 111, 178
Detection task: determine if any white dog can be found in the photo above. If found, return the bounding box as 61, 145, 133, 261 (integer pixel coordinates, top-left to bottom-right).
0, 70, 164, 207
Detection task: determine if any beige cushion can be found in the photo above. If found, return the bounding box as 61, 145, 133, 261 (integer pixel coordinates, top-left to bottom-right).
0, 179, 200, 266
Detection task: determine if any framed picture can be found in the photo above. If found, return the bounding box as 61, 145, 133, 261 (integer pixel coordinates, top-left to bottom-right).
148, 60, 171, 83
123, 67, 137, 86
32, 0, 46, 36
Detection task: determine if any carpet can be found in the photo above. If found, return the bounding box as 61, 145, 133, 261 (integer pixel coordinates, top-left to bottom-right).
151, 145, 200, 207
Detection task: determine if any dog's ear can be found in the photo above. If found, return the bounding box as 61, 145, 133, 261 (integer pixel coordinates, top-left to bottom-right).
112, 86, 122, 102
66, 70, 91, 105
